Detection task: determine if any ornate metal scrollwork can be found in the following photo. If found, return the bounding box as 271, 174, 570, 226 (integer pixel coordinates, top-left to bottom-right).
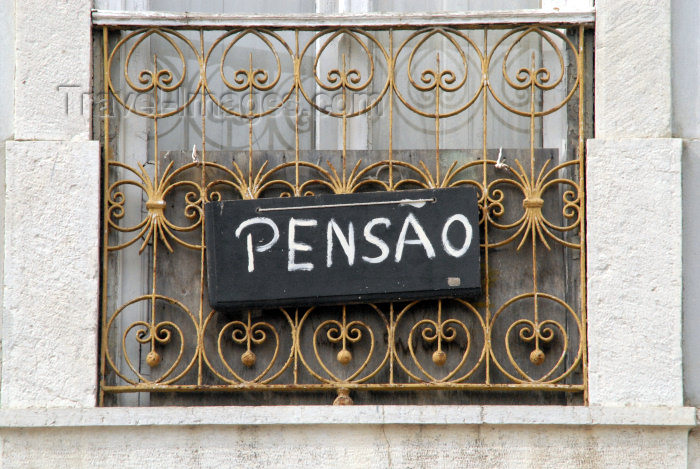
100, 23, 588, 403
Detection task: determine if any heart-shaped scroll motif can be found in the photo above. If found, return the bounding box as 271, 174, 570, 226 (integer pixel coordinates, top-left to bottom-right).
487, 26, 579, 118
394, 27, 483, 119
491, 293, 583, 384
200, 308, 295, 385
107, 28, 201, 119
407, 318, 470, 382
394, 299, 486, 383
298, 28, 390, 118
104, 295, 199, 385
298, 305, 389, 384
205, 29, 295, 119
217, 314, 281, 384
504, 318, 566, 382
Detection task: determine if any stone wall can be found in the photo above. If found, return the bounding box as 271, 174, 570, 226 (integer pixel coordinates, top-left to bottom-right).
0, 407, 694, 468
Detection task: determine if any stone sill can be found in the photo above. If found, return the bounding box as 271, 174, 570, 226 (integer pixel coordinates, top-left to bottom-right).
0, 406, 695, 429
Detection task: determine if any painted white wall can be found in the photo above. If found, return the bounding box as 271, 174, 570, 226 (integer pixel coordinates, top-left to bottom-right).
0, 1, 13, 142
0, 0, 15, 397
672, 0, 700, 141
672, 0, 700, 463
674, 0, 700, 407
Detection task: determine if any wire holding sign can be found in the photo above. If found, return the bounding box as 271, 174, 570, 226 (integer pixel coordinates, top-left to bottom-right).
256, 197, 436, 212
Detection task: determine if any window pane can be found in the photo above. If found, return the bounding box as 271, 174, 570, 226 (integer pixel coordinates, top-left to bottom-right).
373, 0, 541, 13
148, 0, 316, 14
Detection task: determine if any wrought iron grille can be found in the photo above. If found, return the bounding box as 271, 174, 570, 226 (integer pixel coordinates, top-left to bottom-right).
97, 14, 591, 405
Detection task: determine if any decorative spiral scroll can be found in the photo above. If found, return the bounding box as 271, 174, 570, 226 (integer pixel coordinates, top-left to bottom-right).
104, 295, 199, 385
107, 28, 202, 118
490, 293, 583, 384
200, 308, 295, 385
107, 160, 204, 252
394, 299, 486, 383
205, 29, 295, 118
298, 28, 390, 117
394, 28, 484, 118
487, 26, 579, 117
298, 305, 390, 384
485, 157, 582, 250
218, 314, 281, 383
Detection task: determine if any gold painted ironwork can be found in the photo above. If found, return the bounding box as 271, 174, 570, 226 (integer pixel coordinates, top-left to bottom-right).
99, 22, 589, 405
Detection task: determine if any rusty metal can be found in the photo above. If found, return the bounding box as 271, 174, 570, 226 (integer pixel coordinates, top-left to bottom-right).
99, 22, 590, 405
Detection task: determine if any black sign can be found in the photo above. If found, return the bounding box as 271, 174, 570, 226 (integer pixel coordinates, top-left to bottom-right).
205, 187, 480, 310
